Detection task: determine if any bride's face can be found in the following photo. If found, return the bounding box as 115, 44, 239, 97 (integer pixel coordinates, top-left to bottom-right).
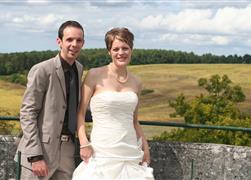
109, 38, 132, 67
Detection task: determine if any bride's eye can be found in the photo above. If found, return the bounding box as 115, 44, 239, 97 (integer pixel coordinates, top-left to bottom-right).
112, 48, 119, 52
122, 47, 129, 51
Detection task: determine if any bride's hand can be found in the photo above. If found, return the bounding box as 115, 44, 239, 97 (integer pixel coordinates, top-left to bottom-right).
141, 148, 151, 166
80, 145, 93, 163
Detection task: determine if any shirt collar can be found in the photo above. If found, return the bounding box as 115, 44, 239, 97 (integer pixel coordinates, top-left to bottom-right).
59, 54, 76, 72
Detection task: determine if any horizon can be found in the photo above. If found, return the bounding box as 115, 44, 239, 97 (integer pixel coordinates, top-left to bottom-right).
1, 48, 250, 57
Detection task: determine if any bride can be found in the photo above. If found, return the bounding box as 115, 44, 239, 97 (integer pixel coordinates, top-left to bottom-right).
72, 27, 154, 180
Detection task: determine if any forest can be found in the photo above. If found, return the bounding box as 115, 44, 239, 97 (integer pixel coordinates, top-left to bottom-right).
1, 49, 251, 75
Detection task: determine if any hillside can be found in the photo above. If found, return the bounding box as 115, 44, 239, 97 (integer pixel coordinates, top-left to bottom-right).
1, 64, 251, 119
129, 64, 251, 121
1, 64, 251, 138
0, 80, 24, 116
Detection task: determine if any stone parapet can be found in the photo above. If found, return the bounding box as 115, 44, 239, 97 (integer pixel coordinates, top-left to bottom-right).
0, 135, 18, 180
1, 136, 251, 180
149, 141, 251, 180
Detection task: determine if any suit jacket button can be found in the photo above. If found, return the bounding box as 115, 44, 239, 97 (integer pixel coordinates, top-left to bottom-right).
62, 105, 66, 109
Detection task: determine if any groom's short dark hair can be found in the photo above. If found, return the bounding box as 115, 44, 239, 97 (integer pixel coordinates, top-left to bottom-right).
58, 20, 84, 40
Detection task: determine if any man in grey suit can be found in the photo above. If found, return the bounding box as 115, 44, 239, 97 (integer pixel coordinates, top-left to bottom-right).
16, 20, 84, 179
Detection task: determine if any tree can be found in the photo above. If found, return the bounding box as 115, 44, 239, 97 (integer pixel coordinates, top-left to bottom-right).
155, 74, 251, 146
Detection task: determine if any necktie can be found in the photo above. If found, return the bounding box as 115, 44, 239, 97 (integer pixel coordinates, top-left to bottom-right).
68, 67, 77, 134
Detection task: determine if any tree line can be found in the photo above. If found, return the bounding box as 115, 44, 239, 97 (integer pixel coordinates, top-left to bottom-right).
0, 49, 251, 75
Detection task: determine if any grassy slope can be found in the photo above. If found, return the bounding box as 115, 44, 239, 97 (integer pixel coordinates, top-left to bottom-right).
129, 64, 251, 122
0, 80, 24, 116
1, 64, 251, 137
0, 80, 24, 135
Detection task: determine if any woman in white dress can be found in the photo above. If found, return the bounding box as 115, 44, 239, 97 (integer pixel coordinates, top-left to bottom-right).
72, 27, 154, 180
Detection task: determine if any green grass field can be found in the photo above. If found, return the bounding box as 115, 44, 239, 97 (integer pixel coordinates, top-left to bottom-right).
1, 64, 251, 138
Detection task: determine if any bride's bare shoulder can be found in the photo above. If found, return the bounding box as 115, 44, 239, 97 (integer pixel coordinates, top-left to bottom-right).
86, 66, 107, 78
129, 73, 142, 86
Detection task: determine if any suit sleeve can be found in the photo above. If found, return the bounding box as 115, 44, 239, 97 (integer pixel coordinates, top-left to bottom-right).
20, 65, 48, 157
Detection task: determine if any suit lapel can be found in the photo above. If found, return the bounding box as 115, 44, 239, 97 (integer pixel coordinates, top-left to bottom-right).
54, 55, 66, 101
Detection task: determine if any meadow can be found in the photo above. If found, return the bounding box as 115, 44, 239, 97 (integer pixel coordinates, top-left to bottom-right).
1, 64, 251, 138
0, 80, 24, 116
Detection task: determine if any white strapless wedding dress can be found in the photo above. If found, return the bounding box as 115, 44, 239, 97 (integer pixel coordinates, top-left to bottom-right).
72, 91, 154, 180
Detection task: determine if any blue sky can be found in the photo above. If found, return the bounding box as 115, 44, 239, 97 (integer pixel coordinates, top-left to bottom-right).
1, 0, 251, 55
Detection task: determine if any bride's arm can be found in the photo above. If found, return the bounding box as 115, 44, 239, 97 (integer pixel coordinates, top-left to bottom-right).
133, 109, 151, 165
77, 70, 96, 162
133, 81, 151, 165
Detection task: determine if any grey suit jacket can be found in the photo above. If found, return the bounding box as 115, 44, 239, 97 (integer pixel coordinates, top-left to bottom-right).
16, 54, 83, 169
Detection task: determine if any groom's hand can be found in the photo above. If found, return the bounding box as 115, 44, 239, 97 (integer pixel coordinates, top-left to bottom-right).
80, 146, 93, 163
31, 160, 49, 177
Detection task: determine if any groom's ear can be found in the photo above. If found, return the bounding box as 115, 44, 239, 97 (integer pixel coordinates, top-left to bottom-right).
56, 37, 62, 49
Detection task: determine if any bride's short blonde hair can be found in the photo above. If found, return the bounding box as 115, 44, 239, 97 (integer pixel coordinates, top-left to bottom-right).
105, 27, 134, 51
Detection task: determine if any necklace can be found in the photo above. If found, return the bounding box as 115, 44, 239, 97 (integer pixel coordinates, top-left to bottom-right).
109, 63, 128, 84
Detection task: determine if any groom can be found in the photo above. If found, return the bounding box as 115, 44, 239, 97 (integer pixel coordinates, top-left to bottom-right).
16, 20, 84, 180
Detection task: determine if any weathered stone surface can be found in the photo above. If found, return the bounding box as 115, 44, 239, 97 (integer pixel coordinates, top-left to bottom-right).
149, 141, 251, 180
0, 135, 18, 180
1, 136, 251, 180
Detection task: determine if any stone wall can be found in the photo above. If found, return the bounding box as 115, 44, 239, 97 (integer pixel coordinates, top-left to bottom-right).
1, 135, 251, 180
0, 136, 17, 180
149, 141, 251, 180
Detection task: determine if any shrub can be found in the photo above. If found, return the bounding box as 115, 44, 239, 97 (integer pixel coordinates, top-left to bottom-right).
141, 88, 154, 96
155, 74, 251, 146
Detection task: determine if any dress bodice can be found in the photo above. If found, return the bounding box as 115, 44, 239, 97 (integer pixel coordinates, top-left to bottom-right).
89, 91, 141, 158
90, 91, 138, 130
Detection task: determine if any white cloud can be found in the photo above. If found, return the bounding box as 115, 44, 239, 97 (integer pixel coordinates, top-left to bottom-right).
26, 0, 49, 4
137, 3, 251, 51
212, 5, 251, 34
211, 36, 230, 45
40, 14, 61, 26
247, 38, 251, 47
160, 33, 210, 46
169, 9, 213, 33
139, 4, 251, 34
1, 12, 62, 33
139, 15, 165, 29
0, 1, 251, 55
180, 0, 251, 9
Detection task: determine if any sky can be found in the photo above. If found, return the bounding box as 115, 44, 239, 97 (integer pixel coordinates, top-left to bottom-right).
1, 0, 251, 56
